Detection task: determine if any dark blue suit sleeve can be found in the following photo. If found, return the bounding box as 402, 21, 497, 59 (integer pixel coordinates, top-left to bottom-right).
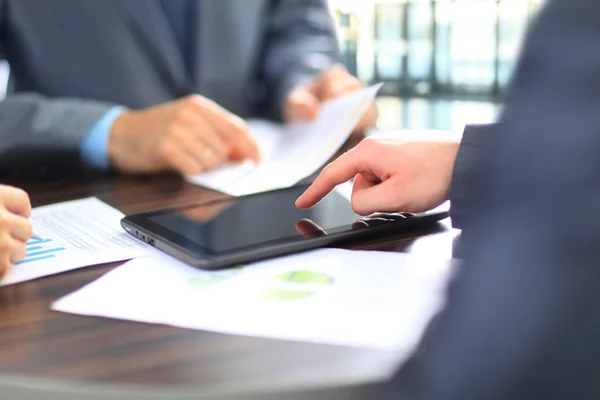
449, 123, 498, 230
260, 0, 340, 120
376, 1, 600, 398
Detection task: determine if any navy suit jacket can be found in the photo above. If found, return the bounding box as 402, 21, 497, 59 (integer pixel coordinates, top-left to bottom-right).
0, 0, 338, 173
378, 0, 600, 398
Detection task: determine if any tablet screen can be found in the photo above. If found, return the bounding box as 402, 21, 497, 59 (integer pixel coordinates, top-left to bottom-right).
147, 186, 360, 254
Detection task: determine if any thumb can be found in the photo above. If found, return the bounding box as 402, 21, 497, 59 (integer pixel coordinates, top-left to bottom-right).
351, 174, 400, 215
284, 88, 320, 122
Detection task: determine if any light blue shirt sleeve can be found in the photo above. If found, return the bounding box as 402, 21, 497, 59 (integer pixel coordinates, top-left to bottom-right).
80, 106, 127, 170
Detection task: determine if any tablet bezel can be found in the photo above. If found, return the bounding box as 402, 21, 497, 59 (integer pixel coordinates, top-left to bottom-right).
120, 186, 449, 270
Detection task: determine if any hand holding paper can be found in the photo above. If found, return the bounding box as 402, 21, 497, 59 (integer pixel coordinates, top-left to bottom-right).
3, 198, 148, 286
284, 65, 378, 133
187, 84, 382, 196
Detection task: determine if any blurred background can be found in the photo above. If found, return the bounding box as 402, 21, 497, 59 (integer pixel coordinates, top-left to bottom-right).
329, 0, 542, 131
0, 0, 541, 132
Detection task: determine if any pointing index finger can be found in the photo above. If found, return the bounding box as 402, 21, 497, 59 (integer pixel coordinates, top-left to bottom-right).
295, 149, 368, 209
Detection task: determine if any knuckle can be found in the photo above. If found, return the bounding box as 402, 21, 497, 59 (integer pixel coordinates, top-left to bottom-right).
231, 115, 248, 130
330, 63, 347, 74
321, 162, 334, 175
158, 140, 177, 159
211, 140, 228, 155
0, 209, 8, 225
0, 237, 9, 253
13, 188, 30, 204
183, 95, 199, 107
320, 162, 337, 181
206, 157, 222, 170
361, 137, 376, 147
172, 109, 187, 126
13, 244, 26, 262
351, 203, 366, 216
351, 198, 371, 216
25, 221, 33, 239
168, 126, 187, 142
359, 138, 379, 152
23, 201, 32, 216
328, 83, 348, 97
225, 121, 246, 139
187, 163, 204, 175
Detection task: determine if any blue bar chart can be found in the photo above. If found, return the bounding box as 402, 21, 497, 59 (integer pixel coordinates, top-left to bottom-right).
17, 238, 66, 265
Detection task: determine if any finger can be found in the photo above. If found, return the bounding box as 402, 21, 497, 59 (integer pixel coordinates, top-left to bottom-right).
190, 96, 260, 163
0, 186, 31, 218
354, 169, 381, 186
308, 64, 349, 95
227, 128, 261, 164
173, 126, 224, 171
351, 177, 404, 216
197, 134, 229, 168
9, 239, 27, 264
284, 89, 320, 122
173, 154, 207, 176
351, 173, 379, 199
296, 147, 375, 209
7, 213, 32, 243
177, 108, 229, 160
295, 219, 327, 239
159, 140, 206, 175
348, 173, 381, 216
321, 77, 362, 100
0, 254, 11, 280
310, 65, 362, 101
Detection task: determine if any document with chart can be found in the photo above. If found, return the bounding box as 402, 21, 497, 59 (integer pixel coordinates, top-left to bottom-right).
53, 248, 452, 351
187, 84, 382, 196
3, 197, 148, 286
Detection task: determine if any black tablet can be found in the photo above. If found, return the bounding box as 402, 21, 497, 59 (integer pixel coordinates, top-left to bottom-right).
121, 185, 448, 270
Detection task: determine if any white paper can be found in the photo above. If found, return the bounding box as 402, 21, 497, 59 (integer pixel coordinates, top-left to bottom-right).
53, 248, 452, 351
4, 197, 148, 286
187, 84, 382, 196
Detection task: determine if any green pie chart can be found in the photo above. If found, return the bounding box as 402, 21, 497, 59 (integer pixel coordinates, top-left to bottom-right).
188, 267, 242, 290
262, 270, 334, 301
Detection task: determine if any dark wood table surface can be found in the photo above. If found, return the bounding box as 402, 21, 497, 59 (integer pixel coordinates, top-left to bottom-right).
0, 173, 458, 393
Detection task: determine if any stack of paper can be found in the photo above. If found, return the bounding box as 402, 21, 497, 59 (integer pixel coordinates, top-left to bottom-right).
187, 84, 382, 196
5, 198, 148, 286
52, 248, 452, 351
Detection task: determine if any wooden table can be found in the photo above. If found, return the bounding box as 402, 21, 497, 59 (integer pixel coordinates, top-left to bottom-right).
0, 173, 458, 394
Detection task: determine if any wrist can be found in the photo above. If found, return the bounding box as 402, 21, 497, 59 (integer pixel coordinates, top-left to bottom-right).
108, 110, 138, 169
80, 106, 127, 171
443, 141, 461, 198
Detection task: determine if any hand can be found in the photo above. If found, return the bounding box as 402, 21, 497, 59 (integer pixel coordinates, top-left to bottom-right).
108, 95, 261, 175
284, 64, 378, 133
0, 185, 32, 278
296, 138, 460, 215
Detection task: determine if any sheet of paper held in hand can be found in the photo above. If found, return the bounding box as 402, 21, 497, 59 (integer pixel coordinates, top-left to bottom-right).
187, 84, 383, 196
3, 198, 148, 286
52, 248, 452, 352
